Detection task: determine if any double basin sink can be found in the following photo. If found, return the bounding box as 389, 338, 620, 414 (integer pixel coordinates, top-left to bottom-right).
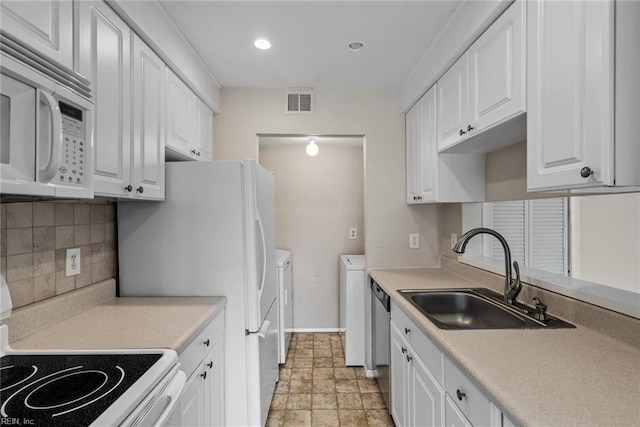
399, 288, 574, 330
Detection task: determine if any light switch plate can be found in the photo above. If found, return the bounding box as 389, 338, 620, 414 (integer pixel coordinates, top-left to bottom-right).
409, 233, 419, 249
66, 248, 81, 277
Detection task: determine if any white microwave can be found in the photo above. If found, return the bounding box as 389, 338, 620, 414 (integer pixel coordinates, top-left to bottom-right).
1, 52, 93, 198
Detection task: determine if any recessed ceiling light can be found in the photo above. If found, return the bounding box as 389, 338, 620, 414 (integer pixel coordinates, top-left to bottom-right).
254, 39, 271, 50
347, 41, 365, 52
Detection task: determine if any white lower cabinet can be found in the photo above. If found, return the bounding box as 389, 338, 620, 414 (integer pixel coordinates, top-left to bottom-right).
390, 301, 506, 427
169, 312, 224, 427
445, 394, 473, 427
390, 316, 444, 427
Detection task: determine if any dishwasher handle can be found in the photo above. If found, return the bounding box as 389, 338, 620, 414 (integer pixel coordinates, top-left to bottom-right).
371, 279, 390, 312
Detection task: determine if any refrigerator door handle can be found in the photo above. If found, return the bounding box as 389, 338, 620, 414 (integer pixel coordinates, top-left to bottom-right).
245, 319, 270, 337
256, 211, 267, 298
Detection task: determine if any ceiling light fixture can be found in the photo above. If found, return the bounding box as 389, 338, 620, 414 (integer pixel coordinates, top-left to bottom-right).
254, 39, 271, 50
347, 41, 365, 52
306, 138, 319, 157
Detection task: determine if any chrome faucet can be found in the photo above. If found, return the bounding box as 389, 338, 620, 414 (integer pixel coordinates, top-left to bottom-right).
452, 228, 522, 305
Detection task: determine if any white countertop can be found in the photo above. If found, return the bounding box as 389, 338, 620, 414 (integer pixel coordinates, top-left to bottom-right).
370, 268, 640, 427
11, 297, 226, 355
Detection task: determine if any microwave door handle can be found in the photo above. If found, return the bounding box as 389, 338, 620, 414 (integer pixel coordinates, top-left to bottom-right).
38, 90, 62, 182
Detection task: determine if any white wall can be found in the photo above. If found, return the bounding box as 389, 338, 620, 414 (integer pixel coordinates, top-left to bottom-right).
214, 87, 442, 270
214, 87, 442, 357
570, 193, 640, 294
260, 145, 364, 329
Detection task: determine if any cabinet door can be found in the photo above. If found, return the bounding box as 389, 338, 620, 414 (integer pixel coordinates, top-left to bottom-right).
405, 104, 419, 204
468, 0, 525, 132
0, 0, 73, 69
78, 1, 131, 197
415, 87, 438, 202
390, 323, 409, 427
409, 355, 444, 427
171, 365, 207, 427
132, 35, 165, 200
204, 338, 224, 426
444, 394, 473, 427
527, 0, 614, 191
166, 69, 195, 156
194, 97, 213, 161
437, 53, 469, 151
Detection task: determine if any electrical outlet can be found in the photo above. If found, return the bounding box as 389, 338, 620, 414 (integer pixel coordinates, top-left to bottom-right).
451, 233, 458, 250
349, 227, 357, 240
66, 248, 81, 277
409, 233, 419, 249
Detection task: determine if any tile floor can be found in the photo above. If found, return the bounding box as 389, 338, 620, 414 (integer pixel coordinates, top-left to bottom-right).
266, 332, 395, 427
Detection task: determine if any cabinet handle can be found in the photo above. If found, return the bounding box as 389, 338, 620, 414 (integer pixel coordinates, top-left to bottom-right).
197, 151, 201, 157
204, 339, 210, 347
459, 129, 466, 136
404, 327, 411, 334
580, 167, 593, 178
406, 354, 413, 362
124, 185, 133, 192
201, 371, 207, 380
136, 186, 144, 194
413, 196, 418, 201
191, 149, 197, 155
417, 195, 422, 201
467, 125, 475, 132
456, 389, 466, 401
401, 346, 407, 354
207, 361, 213, 369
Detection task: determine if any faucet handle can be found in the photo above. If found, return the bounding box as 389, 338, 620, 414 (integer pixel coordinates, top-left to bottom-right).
533, 297, 548, 322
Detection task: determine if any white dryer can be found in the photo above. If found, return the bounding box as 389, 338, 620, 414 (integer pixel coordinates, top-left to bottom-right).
276, 249, 293, 364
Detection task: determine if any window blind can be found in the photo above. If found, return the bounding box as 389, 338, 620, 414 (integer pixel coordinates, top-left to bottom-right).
482, 198, 567, 276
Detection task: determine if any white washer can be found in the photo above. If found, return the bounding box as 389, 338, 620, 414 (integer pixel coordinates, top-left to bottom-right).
276, 249, 293, 364
339, 254, 366, 366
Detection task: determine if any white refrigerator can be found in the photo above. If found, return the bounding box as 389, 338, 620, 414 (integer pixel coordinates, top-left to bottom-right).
117, 160, 278, 427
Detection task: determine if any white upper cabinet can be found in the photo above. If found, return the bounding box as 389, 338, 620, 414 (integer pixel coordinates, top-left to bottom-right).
194, 97, 214, 161
0, 0, 73, 69
407, 85, 485, 204
79, 1, 164, 200
527, 0, 640, 192
78, 1, 132, 198
166, 69, 214, 161
437, 54, 469, 152
437, 0, 526, 154
468, 0, 525, 135
131, 34, 165, 200
166, 69, 194, 157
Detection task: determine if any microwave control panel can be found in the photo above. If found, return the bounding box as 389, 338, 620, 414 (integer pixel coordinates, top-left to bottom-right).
56, 102, 86, 187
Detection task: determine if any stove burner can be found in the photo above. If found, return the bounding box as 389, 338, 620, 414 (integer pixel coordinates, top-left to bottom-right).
0, 353, 161, 426
25, 369, 108, 409
0, 365, 38, 391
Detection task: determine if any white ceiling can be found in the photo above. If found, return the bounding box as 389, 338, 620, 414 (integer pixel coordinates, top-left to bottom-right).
159, 1, 461, 89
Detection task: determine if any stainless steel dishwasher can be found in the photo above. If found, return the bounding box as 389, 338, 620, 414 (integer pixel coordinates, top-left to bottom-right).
371, 278, 391, 411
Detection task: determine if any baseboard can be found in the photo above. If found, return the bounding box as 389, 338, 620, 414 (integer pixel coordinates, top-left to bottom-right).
291, 328, 343, 333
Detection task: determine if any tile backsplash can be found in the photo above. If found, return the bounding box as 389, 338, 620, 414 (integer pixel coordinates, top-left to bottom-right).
0, 200, 117, 309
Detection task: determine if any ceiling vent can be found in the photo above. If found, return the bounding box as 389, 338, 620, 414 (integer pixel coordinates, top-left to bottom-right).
285, 90, 314, 114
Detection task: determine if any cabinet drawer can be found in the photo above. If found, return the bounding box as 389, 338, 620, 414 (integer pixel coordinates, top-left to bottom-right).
444, 358, 492, 426
180, 314, 224, 378
390, 303, 443, 383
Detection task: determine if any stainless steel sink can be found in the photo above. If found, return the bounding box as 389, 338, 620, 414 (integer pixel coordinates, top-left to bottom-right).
398, 288, 574, 330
